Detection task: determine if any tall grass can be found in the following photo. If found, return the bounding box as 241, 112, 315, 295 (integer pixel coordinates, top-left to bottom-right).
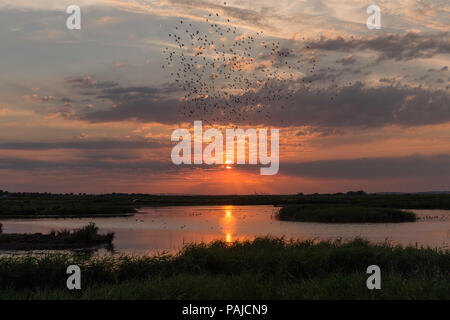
48, 223, 115, 244
277, 205, 416, 223
0, 237, 447, 299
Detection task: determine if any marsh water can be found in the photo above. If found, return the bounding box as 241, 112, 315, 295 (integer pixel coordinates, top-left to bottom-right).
1, 205, 449, 254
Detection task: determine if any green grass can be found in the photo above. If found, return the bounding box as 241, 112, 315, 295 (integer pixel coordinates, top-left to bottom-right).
277, 205, 416, 223
0, 223, 114, 250
2, 272, 449, 300
0, 237, 448, 299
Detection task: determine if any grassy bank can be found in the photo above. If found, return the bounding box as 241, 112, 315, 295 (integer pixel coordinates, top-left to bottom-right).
0, 195, 136, 218
277, 205, 416, 223
0, 223, 114, 250
0, 237, 448, 299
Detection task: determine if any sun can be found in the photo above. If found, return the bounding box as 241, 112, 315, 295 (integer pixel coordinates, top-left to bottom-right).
225, 159, 232, 169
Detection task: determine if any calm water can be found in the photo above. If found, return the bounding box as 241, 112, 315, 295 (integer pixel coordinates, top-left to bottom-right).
1, 206, 449, 254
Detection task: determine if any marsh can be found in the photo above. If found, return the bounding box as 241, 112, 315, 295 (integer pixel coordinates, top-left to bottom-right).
1, 205, 448, 254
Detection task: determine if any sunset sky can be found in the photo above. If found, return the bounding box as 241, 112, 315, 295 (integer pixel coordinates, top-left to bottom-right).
0, 0, 449, 194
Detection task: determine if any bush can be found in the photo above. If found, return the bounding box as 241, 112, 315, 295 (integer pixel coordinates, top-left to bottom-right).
277, 204, 416, 223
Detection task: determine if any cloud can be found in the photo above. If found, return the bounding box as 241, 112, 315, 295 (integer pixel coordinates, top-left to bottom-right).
79, 85, 184, 123
280, 154, 450, 179
158, 0, 278, 29
65, 76, 119, 89
80, 100, 183, 123
0, 0, 105, 11
282, 82, 449, 128
336, 55, 357, 65
306, 32, 450, 62
61, 80, 187, 123
427, 66, 449, 72
99, 84, 180, 99
0, 157, 176, 171
74, 80, 450, 129
95, 15, 124, 25
0, 139, 170, 150
296, 127, 345, 137
2, 153, 448, 183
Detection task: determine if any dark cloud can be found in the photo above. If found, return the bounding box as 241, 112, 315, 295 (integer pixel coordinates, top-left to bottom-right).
0, 157, 224, 174
99, 83, 181, 100
300, 72, 336, 83
280, 154, 450, 179
428, 66, 449, 72
75, 81, 449, 128
4, 153, 445, 182
80, 96, 184, 124
65, 76, 119, 89
306, 32, 450, 63
378, 77, 398, 84
78, 151, 142, 161
0, 139, 170, 150
279, 82, 449, 128
61, 81, 185, 123
0, 157, 175, 171
295, 127, 345, 137
336, 55, 357, 65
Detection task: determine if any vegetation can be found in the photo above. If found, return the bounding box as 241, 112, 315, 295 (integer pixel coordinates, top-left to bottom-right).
1, 190, 450, 218
0, 237, 448, 299
0, 195, 136, 217
0, 223, 114, 250
110, 191, 450, 209
277, 205, 416, 223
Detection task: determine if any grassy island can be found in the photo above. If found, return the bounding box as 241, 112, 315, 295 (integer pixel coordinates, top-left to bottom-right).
0, 223, 114, 250
277, 204, 416, 223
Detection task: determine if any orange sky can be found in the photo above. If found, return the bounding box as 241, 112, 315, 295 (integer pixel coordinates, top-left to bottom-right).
0, 1, 449, 194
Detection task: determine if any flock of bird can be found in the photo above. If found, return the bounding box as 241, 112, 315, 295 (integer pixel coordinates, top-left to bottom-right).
162, 4, 341, 125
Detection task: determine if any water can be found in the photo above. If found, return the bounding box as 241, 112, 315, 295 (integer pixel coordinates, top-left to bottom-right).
1, 206, 449, 254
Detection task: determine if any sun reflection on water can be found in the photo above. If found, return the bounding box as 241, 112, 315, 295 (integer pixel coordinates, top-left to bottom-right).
222, 205, 235, 243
